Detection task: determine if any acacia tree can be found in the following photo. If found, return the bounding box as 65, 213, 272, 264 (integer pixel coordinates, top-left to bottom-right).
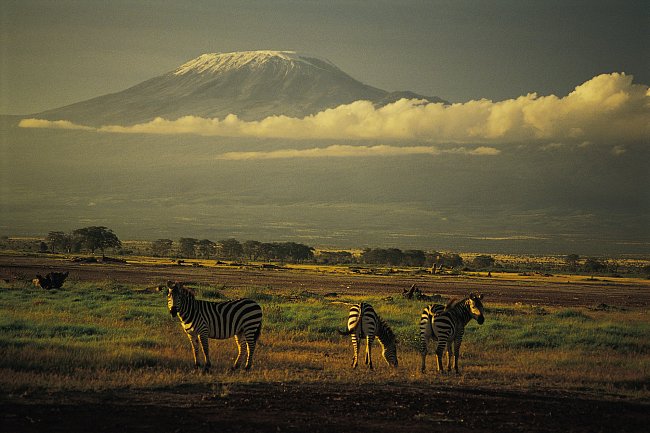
565, 254, 580, 271
218, 238, 243, 260
242, 240, 262, 260
178, 238, 198, 258
196, 239, 217, 259
72, 226, 121, 255
47, 231, 73, 253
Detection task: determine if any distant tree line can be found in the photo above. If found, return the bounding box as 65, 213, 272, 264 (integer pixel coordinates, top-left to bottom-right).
151, 238, 314, 263
2, 227, 648, 276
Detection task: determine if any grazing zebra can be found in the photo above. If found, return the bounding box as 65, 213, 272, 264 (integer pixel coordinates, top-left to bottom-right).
336, 302, 398, 369
166, 281, 263, 371
423, 293, 485, 374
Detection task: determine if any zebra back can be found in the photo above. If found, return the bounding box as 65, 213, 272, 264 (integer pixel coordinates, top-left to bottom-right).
432, 293, 485, 342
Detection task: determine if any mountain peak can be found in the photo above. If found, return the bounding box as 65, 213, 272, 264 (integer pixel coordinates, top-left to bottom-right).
173, 50, 338, 76
35, 50, 446, 125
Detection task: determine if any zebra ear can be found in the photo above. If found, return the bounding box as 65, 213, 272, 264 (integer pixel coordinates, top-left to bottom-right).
166, 280, 176, 289
477, 293, 484, 300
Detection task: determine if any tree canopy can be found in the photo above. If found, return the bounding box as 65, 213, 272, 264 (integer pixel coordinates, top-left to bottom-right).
72, 226, 121, 254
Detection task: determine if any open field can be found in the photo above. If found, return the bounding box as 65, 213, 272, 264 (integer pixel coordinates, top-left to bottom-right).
1, 253, 649, 432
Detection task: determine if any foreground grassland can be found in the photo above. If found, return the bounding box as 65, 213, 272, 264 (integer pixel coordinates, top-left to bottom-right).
1, 279, 648, 401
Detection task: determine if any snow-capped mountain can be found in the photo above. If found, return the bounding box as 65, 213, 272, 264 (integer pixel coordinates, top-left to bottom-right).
35, 50, 446, 126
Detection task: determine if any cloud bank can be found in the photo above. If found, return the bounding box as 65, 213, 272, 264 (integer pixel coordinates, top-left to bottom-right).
19, 73, 649, 146
18, 118, 94, 131
215, 144, 501, 160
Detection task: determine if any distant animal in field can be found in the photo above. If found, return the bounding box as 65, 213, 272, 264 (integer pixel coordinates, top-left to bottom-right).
336, 301, 398, 369
402, 284, 439, 301
33, 271, 69, 290
420, 293, 485, 374
166, 281, 263, 371
402, 284, 418, 299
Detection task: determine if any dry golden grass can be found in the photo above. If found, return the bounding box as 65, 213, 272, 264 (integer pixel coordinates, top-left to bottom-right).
1, 278, 648, 402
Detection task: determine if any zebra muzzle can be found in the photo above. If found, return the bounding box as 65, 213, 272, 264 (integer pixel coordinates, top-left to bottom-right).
170, 307, 178, 317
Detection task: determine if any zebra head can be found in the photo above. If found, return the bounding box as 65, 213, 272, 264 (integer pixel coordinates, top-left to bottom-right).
468, 293, 485, 325
166, 281, 193, 317
383, 343, 399, 368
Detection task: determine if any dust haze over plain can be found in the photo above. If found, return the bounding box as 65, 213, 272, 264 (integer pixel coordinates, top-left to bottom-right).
1, 2, 648, 256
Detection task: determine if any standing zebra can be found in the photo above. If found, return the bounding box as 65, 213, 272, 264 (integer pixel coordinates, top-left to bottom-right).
166, 281, 263, 371
419, 302, 448, 372
421, 293, 485, 374
337, 302, 398, 369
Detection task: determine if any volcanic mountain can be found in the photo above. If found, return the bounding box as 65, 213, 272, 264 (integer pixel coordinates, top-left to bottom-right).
34, 50, 446, 126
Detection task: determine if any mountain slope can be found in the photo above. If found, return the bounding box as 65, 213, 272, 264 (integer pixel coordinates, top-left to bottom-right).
34, 51, 445, 126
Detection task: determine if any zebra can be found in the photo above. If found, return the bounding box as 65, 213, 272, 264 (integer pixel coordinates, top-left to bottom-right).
166, 281, 263, 371
421, 293, 485, 374
419, 302, 448, 372
336, 302, 398, 369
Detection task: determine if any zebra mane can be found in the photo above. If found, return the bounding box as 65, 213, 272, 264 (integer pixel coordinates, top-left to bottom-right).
167, 280, 196, 298
180, 285, 196, 298
446, 298, 459, 309
376, 316, 396, 345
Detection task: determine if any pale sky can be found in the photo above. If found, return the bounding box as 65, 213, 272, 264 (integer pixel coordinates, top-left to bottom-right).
1, 0, 648, 115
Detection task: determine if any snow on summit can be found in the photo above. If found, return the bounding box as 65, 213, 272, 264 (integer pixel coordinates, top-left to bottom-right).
173, 50, 337, 75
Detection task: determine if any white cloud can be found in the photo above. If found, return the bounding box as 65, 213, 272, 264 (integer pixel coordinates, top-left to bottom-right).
214, 144, 500, 160
18, 118, 94, 131
19, 73, 649, 146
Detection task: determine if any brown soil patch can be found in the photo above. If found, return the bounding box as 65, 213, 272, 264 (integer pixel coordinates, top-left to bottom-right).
2, 254, 649, 308
3, 382, 649, 433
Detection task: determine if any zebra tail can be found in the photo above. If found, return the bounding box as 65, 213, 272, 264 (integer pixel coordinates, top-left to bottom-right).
337, 328, 354, 336
253, 322, 262, 342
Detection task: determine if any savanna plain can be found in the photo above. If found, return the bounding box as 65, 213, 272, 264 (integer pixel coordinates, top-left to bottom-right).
1, 253, 649, 432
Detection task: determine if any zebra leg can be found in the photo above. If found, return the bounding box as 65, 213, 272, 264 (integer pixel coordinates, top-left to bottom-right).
244, 323, 262, 370
446, 344, 453, 372
366, 336, 374, 370
453, 338, 463, 374
199, 333, 211, 371
351, 335, 360, 368
232, 335, 243, 370
434, 340, 446, 374
244, 338, 257, 370
419, 331, 430, 373
187, 333, 201, 369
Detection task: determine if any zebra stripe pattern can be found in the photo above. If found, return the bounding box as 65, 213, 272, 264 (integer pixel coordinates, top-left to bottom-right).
337, 302, 398, 369
419, 303, 448, 372
167, 281, 263, 370
424, 293, 485, 374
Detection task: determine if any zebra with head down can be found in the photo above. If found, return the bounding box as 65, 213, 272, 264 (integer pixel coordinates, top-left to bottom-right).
336, 301, 398, 369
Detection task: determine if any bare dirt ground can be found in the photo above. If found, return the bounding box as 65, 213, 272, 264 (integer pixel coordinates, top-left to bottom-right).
2, 254, 650, 432
3, 382, 648, 433
2, 254, 650, 308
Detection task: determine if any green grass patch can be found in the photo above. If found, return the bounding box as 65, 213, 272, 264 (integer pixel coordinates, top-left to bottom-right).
1, 281, 648, 399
